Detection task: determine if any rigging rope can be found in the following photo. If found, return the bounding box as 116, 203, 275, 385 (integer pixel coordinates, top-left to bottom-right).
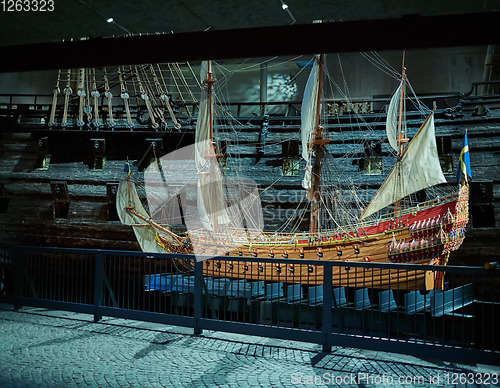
61, 69, 72, 127
103, 68, 115, 129
91, 68, 101, 129
134, 65, 159, 130
119, 66, 134, 129
150, 64, 181, 131
77, 68, 86, 129
48, 69, 61, 127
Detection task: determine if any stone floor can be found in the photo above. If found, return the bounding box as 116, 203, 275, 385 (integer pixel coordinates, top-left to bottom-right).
0, 304, 499, 387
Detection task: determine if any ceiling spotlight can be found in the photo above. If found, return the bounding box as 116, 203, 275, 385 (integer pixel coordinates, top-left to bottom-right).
106, 17, 131, 34
279, 0, 295, 23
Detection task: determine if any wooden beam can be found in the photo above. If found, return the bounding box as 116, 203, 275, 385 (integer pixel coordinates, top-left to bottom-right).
0, 12, 499, 73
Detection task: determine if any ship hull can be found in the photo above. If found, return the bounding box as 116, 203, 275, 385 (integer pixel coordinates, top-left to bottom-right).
197, 187, 469, 290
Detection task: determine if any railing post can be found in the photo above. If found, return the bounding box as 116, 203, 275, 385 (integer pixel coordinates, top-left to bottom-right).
94, 252, 103, 323
14, 247, 23, 310
193, 258, 203, 335
322, 262, 333, 352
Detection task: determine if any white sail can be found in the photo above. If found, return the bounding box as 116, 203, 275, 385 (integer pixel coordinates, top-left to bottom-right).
301, 57, 321, 200
195, 61, 230, 231
195, 61, 211, 171
116, 180, 168, 254
197, 163, 231, 231
143, 161, 162, 217
360, 113, 446, 220
386, 81, 403, 152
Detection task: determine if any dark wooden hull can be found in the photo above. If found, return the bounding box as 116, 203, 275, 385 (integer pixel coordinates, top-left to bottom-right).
199, 187, 469, 290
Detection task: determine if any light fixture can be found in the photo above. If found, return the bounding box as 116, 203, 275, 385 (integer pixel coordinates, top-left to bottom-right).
78, 1, 130, 33
105, 17, 131, 34
279, 0, 295, 23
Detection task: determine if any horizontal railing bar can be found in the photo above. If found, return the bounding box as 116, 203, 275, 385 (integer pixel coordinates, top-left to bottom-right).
0, 92, 462, 104
329, 334, 500, 366
0, 93, 54, 97
201, 319, 323, 343
99, 306, 194, 327
0, 244, 492, 275
2, 296, 95, 315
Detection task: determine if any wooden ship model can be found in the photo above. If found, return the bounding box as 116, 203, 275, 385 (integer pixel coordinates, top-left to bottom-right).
116, 55, 470, 290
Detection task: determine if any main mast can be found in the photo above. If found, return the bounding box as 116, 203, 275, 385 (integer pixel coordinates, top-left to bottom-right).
206, 61, 215, 142
204, 61, 220, 234
310, 54, 330, 234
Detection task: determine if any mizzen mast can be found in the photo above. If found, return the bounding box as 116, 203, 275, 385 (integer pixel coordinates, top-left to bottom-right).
397, 53, 409, 156
394, 52, 409, 215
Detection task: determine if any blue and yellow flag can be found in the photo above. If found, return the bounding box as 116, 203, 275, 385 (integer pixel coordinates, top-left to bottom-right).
456, 132, 471, 184
124, 157, 130, 176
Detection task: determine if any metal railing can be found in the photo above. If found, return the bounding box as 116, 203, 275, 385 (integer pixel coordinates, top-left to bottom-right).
0, 245, 498, 365
0, 91, 468, 122
465, 80, 500, 97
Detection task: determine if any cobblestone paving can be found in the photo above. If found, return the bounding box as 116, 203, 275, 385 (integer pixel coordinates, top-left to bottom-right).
0, 305, 499, 387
